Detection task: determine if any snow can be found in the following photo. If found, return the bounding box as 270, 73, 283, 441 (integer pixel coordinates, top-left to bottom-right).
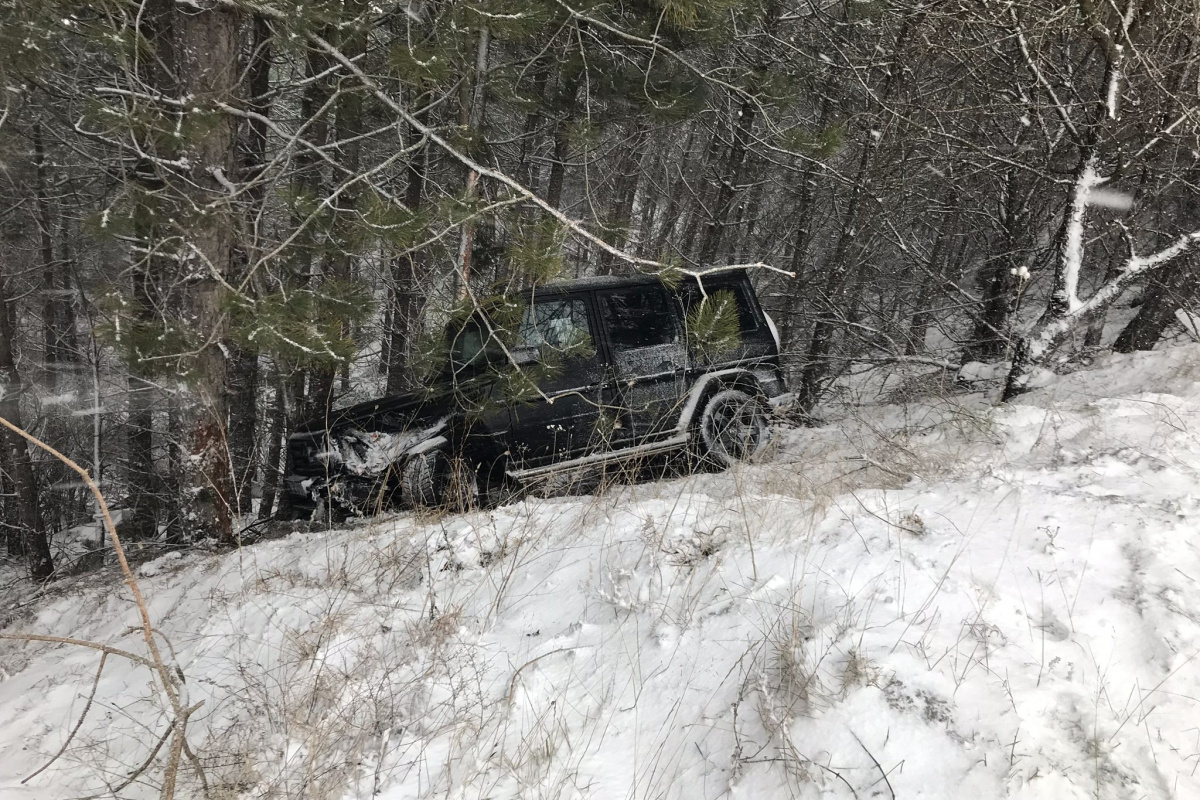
1089, 187, 1134, 212
958, 359, 1008, 383
39, 391, 79, 407
1175, 309, 1200, 342
1061, 156, 1102, 314
4, 345, 1200, 798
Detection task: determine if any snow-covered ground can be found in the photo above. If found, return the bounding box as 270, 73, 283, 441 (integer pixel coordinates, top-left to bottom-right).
4, 344, 1200, 799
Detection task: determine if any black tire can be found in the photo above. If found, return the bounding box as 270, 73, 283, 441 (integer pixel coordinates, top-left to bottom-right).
697, 388, 770, 468
400, 448, 480, 512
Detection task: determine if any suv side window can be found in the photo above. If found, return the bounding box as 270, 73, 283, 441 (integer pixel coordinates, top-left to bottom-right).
519, 298, 593, 357
600, 287, 679, 351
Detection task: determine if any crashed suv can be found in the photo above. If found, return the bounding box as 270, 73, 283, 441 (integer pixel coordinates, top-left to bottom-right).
284, 270, 792, 516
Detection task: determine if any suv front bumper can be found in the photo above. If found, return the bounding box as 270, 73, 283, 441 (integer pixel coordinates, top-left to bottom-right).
767, 391, 797, 411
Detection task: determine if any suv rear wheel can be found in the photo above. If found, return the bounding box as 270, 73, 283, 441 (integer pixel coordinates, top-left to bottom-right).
697, 388, 769, 468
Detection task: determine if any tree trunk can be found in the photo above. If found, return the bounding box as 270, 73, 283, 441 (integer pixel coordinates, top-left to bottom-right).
1114, 256, 1199, 352
0, 279, 55, 581
386, 253, 425, 394
455, 25, 490, 295
310, 2, 367, 414
731, 155, 764, 264
1002, 149, 1101, 400
34, 124, 58, 393
907, 225, 947, 356
163, 392, 185, 544
515, 66, 551, 195
1083, 256, 1121, 348
633, 147, 666, 260
293, 28, 336, 422
696, 98, 756, 265
227, 348, 259, 517
0, 441, 19, 558
177, 2, 240, 543
257, 375, 287, 520
274, 371, 307, 519
1114, 188, 1200, 352
225, 12, 274, 517
385, 101, 430, 394
676, 126, 724, 260
795, 134, 876, 414
122, 0, 177, 542
598, 123, 648, 275
646, 128, 700, 260
33, 123, 74, 534
778, 171, 818, 365
124, 382, 158, 541
544, 80, 579, 211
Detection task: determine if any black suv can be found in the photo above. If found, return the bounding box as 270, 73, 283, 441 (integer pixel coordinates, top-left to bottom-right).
284, 270, 792, 516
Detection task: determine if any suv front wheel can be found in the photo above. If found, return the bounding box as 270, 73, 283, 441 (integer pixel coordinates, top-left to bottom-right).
697, 388, 770, 468
400, 449, 480, 512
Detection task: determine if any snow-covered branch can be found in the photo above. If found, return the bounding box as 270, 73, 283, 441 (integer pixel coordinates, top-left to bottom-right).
1026, 229, 1200, 362
1055, 154, 1104, 315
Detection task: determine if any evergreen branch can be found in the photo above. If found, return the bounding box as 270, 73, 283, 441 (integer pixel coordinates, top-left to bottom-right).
259, 17, 790, 282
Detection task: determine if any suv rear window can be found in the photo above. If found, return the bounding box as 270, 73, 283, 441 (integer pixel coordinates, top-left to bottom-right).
678, 282, 759, 333
601, 287, 679, 350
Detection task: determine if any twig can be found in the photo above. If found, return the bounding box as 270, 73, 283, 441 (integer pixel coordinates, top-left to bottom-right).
848, 728, 895, 800
506, 647, 574, 704
90, 722, 174, 799
22, 652, 108, 783
81, 702, 204, 800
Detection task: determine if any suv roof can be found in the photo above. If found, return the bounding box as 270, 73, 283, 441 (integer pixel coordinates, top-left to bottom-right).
539, 269, 748, 294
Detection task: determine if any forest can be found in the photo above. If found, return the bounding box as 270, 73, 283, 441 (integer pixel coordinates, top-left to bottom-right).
2, 0, 1199, 579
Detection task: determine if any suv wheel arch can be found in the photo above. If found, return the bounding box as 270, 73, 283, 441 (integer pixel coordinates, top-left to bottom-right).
677, 369, 768, 433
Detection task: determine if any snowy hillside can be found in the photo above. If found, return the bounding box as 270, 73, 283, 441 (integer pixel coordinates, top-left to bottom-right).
4, 345, 1200, 800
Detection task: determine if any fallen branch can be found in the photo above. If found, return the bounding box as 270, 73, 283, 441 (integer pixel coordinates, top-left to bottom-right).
0, 632, 154, 668
0, 416, 200, 798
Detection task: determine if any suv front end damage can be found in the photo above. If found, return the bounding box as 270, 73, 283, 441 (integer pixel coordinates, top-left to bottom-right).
285, 398, 463, 515
286, 418, 450, 514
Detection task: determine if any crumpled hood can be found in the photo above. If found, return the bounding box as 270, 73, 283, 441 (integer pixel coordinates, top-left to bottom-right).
294, 387, 460, 436
289, 382, 495, 479
289, 391, 452, 479
319, 418, 449, 477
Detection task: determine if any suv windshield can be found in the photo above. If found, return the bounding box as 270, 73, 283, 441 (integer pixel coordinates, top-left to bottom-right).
446, 316, 504, 376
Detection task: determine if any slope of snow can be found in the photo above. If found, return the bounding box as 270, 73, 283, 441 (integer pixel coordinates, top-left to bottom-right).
3, 345, 1200, 799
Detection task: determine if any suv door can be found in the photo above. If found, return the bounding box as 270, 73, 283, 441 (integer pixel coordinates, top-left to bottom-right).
503, 294, 605, 467
597, 285, 688, 445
